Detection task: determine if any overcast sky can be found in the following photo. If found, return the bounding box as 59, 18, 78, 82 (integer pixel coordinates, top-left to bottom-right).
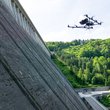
18, 0, 110, 42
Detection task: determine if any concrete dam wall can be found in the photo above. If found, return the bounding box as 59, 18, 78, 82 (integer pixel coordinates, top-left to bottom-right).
0, 1, 88, 110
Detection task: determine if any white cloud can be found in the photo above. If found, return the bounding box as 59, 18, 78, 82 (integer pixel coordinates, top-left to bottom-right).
18, 0, 110, 42
44, 31, 71, 42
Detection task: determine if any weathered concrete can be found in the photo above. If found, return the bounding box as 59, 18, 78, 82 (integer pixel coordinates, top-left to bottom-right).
0, 2, 88, 110
0, 0, 50, 57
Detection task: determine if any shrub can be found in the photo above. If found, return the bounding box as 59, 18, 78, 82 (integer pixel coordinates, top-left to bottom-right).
92, 74, 105, 85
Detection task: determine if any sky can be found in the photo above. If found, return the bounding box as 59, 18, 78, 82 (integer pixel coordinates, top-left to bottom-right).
18, 0, 110, 42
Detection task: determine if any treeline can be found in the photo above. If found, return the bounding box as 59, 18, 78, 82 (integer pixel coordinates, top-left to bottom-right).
46, 39, 110, 87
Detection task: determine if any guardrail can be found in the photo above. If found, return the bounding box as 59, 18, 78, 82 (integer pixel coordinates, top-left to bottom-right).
0, 0, 50, 57
75, 86, 110, 93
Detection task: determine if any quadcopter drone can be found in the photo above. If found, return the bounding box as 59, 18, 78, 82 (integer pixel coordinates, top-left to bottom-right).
68, 14, 102, 29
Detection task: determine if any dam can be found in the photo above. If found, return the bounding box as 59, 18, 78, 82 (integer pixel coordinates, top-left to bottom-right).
0, 0, 88, 110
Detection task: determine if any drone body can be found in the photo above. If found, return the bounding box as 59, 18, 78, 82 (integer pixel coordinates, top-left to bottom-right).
68, 14, 102, 29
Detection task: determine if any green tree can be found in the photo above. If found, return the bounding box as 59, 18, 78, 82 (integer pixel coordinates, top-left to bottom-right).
84, 68, 91, 82
107, 76, 110, 86
92, 74, 105, 85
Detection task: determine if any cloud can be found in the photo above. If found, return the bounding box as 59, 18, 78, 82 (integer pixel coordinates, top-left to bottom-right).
18, 0, 110, 42
19, 0, 63, 13
44, 30, 73, 42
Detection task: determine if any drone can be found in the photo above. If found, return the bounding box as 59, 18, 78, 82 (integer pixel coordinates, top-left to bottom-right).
68, 14, 102, 29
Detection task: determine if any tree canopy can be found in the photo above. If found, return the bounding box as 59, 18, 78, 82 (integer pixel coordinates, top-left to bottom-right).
46, 39, 110, 88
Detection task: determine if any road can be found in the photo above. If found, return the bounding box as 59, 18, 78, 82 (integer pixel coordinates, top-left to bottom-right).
78, 90, 110, 110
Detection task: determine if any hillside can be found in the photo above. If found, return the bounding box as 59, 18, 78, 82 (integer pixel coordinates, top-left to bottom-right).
46, 39, 110, 88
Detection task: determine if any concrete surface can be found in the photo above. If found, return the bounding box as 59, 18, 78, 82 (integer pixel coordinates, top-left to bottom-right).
0, 3, 88, 110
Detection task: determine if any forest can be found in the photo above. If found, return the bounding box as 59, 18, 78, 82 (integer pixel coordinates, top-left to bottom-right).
46, 39, 110, 88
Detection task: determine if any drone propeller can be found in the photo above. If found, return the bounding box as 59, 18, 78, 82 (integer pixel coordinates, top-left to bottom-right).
84, 14, 88, 17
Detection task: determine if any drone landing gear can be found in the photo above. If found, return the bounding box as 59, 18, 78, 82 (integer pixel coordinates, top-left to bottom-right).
68, 25, 93, 29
